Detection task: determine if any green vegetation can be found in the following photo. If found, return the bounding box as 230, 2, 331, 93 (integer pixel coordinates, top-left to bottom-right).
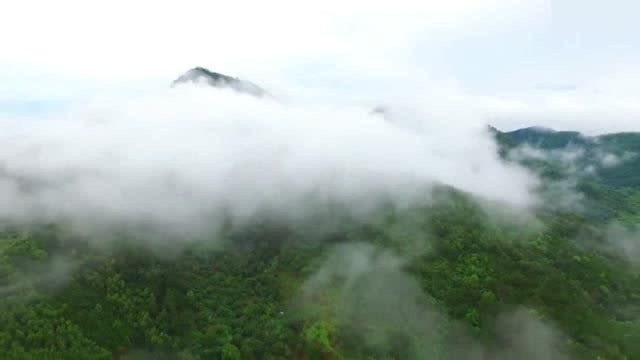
1, 127, 640, 359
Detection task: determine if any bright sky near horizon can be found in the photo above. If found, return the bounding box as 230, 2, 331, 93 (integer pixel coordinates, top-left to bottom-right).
1, 0, 638, 134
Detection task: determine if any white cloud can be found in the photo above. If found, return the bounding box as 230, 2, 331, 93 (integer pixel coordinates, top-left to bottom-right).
0, 0, 538, 79
0, 85, 537, 237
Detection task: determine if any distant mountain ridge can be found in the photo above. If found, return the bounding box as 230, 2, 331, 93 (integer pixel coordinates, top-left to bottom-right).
491, 126, 590, 149
492, 126, 640, 148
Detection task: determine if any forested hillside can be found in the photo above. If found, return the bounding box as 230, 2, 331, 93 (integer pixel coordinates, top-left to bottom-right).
494, 126, 640, 191
2, 126, 640, 359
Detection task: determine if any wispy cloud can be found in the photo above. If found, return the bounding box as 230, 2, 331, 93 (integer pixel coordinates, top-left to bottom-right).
0, 85, 537, 241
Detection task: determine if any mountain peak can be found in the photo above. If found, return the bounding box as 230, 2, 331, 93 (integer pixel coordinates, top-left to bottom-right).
172, 67, 267, 97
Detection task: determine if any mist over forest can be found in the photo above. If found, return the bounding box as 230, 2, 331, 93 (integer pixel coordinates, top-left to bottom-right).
2, 1, 640, 359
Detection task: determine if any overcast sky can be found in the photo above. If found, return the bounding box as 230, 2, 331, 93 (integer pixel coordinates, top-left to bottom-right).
1, 0, 639, 134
